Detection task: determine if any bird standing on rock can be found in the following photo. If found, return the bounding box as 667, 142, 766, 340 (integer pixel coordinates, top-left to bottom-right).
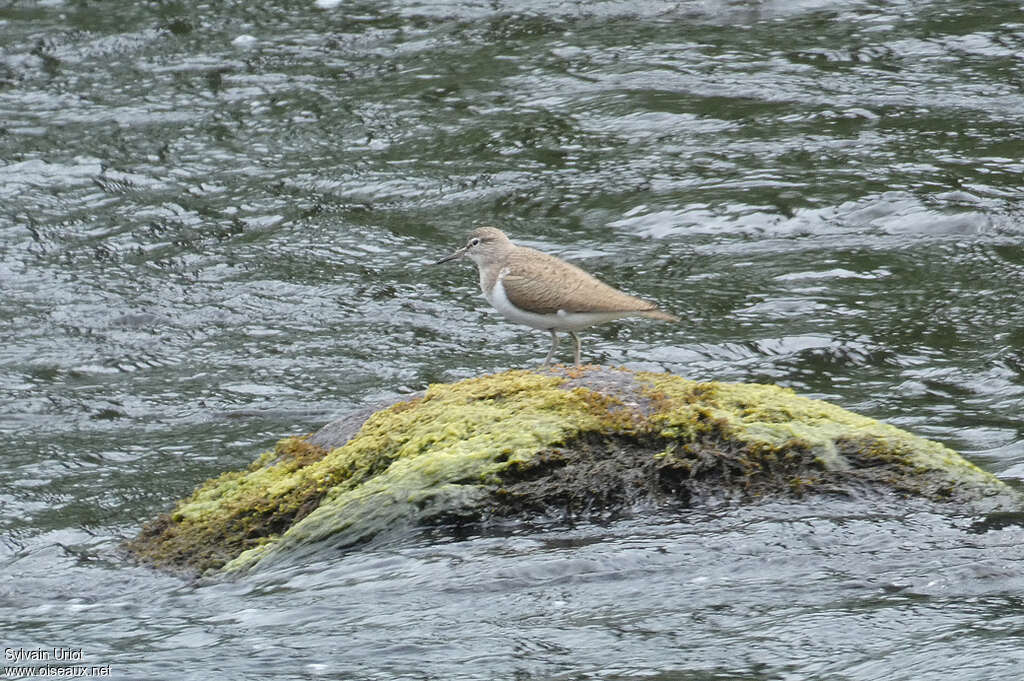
434, 227, 678, 366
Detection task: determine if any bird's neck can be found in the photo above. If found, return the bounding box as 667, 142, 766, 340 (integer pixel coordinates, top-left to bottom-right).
475, 248, 515, 296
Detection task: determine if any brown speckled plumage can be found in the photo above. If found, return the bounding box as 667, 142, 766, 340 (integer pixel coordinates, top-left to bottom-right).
434, 226, 678, 365
468, 227, 676, 318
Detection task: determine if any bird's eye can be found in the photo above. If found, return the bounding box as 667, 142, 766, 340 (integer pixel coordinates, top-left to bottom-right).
469, 238, 480, 246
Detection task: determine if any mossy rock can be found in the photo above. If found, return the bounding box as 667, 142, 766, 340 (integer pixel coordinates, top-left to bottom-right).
124, 367, 1021, 577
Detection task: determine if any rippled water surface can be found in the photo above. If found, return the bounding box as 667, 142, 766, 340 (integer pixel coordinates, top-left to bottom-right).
3, 1, 1024, 679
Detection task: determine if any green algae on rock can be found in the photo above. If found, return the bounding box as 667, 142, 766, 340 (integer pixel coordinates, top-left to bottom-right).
124, 367, 1021, 577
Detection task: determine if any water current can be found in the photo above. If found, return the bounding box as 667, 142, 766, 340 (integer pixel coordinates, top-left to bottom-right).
2, 1, 1024, 679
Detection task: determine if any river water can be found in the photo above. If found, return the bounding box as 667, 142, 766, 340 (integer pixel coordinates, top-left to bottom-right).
3, 1, 1024, 678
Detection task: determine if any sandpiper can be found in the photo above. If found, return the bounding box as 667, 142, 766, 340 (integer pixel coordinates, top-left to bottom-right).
434, 227, 678, 366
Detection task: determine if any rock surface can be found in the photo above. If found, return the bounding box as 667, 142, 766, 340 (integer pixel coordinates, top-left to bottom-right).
125, 367, 1021, 577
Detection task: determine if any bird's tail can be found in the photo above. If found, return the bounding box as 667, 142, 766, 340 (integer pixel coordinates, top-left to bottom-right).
640, 309, 680, 322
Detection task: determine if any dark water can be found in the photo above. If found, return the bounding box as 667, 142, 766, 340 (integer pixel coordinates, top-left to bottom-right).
2, 1, 1024, 678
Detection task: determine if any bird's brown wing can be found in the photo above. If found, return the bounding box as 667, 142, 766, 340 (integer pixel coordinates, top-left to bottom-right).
501, 248, 660, 315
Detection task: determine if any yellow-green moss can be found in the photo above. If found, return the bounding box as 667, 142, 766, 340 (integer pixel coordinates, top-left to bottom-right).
128, 371, 595, 574
640, 374, 997, 485
125, 368, 1019, 577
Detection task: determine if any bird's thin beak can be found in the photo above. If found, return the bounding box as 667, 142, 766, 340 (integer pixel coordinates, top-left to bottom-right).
433, 245, 467, 265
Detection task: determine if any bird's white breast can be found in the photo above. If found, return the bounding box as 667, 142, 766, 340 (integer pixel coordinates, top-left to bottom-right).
485, 269, 631, 332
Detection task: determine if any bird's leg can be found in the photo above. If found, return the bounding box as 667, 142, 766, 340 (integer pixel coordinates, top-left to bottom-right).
570, 331, 581, 367
544, 330, 559, 366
